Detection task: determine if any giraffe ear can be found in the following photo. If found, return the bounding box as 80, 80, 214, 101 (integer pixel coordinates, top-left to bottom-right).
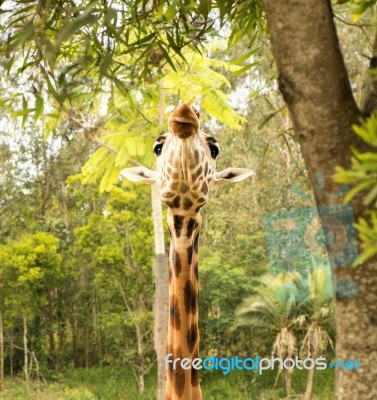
213, 168, 254, 187
120, 167, 156, 184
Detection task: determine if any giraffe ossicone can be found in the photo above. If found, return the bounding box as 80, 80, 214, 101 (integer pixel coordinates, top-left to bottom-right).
121, 103, 253, 400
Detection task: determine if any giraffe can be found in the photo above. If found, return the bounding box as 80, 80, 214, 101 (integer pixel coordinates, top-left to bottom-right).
121, 103, 253, 400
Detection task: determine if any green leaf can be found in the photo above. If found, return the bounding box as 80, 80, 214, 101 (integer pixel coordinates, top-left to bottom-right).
44, 74, 60, 103
157, 43, 177, 72
343, 179, 375, 203
353, 151, 377, 163
231, 48, 260, 65
352, 0, 375, 22
100, 51, 113, 74
56, 9, 99, 47
198, 0, 211, 16
99, 164, 119, 193
34, 93, 43, 121
165, 4, 176, 21
7, 23, 34, 49
232, 62, 258, 76
106, 75, 135, 111
166, 32, 176, 49
115, 144, 129, 167
11, 108, 36, 118
363, 184, 377, 205
258, 111, 277, 129
22, 96, 28, 127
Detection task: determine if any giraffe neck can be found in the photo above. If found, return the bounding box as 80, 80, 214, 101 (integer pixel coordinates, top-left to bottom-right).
166, 210, 202, 400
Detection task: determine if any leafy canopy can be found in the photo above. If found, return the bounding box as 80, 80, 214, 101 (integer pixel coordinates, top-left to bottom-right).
1, 0, 264, 124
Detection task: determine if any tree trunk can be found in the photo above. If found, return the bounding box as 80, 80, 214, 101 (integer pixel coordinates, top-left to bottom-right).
23, 314, 29, 391
31, 351, 41, 397
57, 290, 65, 372
91, 291, 98, 365
70, 307, 80, 368
47, 294, 56, 370
135, 322, 145, 393
284, 368, 292, 398
84, 322, 89, 368
263, 1, 377, 399
9, 329, 13, 378
363, 31, 377, 115
135, 296, 145, 394
305, 367, 315, 400
153, 84, 168, 400
0, 310, 4, 391
151, 183, 168, 400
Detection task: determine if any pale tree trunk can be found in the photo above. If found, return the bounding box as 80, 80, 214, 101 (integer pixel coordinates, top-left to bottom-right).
304, 367, 315, 400
47, 294, 56, 370
153, 82, 168, 400
284, 368, 292, 398
263, 1, 377, 399
23, 314, 29, 391
135, 322, 145, 393
9, 329, 13, 377
0, 310, 4, 391
31, 351, 41, 397
91, 291, 98, 365
151, 183, 168, 400
136, 294, 145, 394
70, 307, 80, 368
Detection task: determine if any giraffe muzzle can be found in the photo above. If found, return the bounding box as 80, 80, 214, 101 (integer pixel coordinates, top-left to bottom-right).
168, 103, 200, 139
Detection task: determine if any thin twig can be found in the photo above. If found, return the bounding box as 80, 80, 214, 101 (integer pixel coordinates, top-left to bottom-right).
67, 113, 141, 167
334, 14, 373, 47
334, 14, 371, 28
144, 358, 157, 374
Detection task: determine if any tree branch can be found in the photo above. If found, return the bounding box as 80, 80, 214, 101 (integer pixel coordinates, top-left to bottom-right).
67, 113, 141, 167
334, 14, 372, 29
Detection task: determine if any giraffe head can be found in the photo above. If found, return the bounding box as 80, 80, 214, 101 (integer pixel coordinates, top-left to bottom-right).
121, 103, 253, 214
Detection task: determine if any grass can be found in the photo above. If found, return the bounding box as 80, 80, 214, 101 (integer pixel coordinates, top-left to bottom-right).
0, 366, 335, 399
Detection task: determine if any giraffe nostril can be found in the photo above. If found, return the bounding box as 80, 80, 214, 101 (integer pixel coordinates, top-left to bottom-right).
192, 107, 200, 119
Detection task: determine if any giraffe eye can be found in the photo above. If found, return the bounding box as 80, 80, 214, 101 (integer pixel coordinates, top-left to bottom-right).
209, 144, 219, 159
153, 143, 163, 156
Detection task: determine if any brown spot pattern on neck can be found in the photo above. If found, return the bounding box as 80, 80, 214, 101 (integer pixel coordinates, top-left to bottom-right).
166, 212, 202, 400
